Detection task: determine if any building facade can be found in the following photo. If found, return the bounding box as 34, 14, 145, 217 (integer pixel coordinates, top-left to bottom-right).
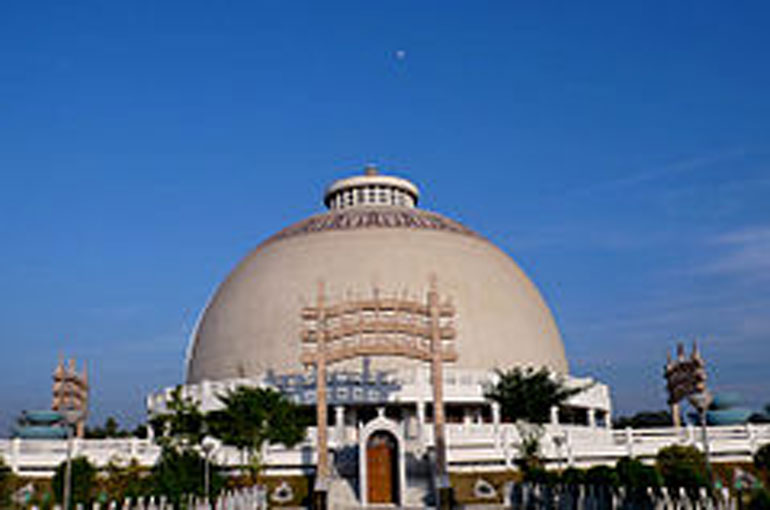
149, 167, 613, 506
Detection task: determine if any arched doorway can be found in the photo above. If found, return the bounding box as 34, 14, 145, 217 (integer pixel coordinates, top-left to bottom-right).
366, 431, 398, 504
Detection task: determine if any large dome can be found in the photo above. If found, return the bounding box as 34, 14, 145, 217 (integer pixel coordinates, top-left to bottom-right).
186, 168, 567, 383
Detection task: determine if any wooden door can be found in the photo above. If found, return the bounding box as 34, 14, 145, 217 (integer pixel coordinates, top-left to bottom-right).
367, 433, 395, 503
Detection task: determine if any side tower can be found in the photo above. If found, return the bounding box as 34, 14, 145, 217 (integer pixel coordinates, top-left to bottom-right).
52, 356, 89, 438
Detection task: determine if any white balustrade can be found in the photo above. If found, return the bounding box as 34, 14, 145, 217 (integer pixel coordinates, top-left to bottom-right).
2, 423, 768, 478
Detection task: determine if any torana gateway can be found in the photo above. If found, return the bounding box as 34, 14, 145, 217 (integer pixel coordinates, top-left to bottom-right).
149, 167, 613, 506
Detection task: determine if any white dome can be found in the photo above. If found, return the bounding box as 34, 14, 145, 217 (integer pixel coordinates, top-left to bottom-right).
186, 170, 567, 383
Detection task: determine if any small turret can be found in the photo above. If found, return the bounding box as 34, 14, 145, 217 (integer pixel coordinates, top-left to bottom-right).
324, 166, 420, 210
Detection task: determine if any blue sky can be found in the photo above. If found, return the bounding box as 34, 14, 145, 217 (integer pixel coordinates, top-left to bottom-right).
1, 1, 768, 431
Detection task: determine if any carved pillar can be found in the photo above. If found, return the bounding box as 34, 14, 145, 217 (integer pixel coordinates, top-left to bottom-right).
428, 281, 449, 490
315, 283, 329, 484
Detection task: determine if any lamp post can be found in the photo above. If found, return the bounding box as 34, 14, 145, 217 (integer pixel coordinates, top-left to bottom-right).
688, 391, 714, 488
201, 436, 218, 506
61, 408, 83, 510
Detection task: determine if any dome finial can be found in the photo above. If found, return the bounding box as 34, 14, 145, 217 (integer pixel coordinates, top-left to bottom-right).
324, 167, 420, 210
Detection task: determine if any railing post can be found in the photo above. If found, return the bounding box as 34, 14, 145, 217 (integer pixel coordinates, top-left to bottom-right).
492, 402, 501, 450
746, 423, 757, 454
11, 437, 20, 474
687, 423, 696, 445
625, 427, 634, 457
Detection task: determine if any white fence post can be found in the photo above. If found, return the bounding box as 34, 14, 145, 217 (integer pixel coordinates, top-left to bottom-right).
625, 427, 634, 457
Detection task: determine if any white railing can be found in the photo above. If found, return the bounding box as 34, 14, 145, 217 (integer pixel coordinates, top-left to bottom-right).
2, 423, 768, 478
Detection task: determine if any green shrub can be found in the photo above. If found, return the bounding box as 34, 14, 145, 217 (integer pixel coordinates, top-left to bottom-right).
523, 466, 559, 485
52, 456, 97, 507
0, 457, 14, 508
585, 465, 619, 486
616, 457, 661, 488
560, 467, 585, 485
749, 488, 770, 510
755, 444, 770, 473
656, 445, 708, 491
151, 448, 223, 505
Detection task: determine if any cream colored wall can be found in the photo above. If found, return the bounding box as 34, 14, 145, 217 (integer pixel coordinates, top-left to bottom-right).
187, 225, 568, 383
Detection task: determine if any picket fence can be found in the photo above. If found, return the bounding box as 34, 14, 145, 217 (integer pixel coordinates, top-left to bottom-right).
506, 482, 742, 510
31, 482, 758, 510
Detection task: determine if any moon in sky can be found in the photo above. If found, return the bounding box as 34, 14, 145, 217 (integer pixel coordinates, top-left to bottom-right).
395, 50, 407, 61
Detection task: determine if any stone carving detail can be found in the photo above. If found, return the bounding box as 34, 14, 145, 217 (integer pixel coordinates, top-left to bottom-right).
473, 478, 498, 499
270, 481, 294, 504
264, 207, 480, 245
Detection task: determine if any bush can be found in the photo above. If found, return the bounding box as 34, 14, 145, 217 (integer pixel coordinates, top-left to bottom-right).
616, 457, 661, 488
0, 456, 14, 508
52, 456, 97, 507
755, 444, 770, 473
656, 445, 708, 492
100, 458, 152, 502
560, 467, 585, 485
749, 488, 770, 510
151, 448, 223, 505
585, 465, 619, 486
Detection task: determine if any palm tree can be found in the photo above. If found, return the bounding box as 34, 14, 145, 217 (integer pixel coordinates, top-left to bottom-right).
484, 366, 584, 424
484, 367, 586, 474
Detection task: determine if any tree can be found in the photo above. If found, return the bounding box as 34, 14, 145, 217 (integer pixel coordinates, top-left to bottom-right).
585, 465, 619, 486
616, 457, 661, 489
100, 458, 150, 502
755, 444, 770, 474
52, 456, 96, 507
515, 421, 546, 475
749, 488, 770, 510
656, 445, 708, 492
86, 416, 132, 439
147, 386, 217, 504
560, 467, 586, 485
613, 410, 674, 429
0, 456, 14, 509
151, 447, 223, 505
150, 386, 206, 453
206, 386, 307, 479
132, 424, 150, 439
484, 367, 585, 424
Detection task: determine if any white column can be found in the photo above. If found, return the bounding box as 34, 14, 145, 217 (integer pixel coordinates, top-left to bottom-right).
625, 427, 634, 457
687, 424, 696, 444
335, 406, 345, 444
11, 437, 20, 474
492, 402, 501, 450
72, 437, 81, 458
565, 430, 574, 467
416, 400, 426, 447
463, 407, 472, 426
746, 423, 757, 453
550, 406, 560, 425
587, 408, 596, 428
358, 421, 368, 506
